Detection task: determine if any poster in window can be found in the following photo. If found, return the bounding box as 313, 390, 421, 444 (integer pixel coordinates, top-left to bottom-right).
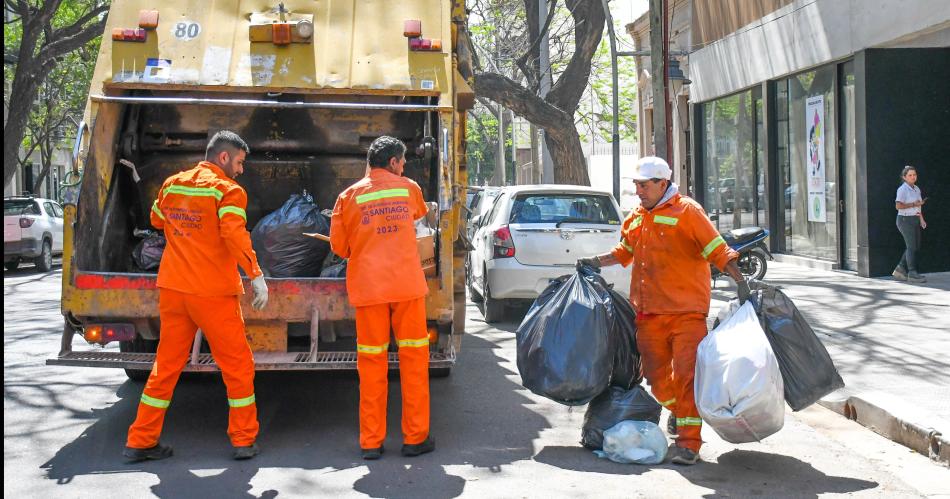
806, 95, 826, 223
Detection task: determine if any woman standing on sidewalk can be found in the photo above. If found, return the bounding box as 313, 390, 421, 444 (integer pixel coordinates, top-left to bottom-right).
893, 165, 927, 283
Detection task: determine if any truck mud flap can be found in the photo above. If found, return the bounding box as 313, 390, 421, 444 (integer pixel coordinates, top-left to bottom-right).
46, 351, 456, 371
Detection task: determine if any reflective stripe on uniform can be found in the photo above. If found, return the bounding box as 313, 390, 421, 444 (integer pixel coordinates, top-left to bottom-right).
659, 398, 676, 407
397, 337, 429, 348
218, 205, 247, 221
151, 201, 165, 220
228, 394, 256, 408
357, 342, 389, 354
701, 235, 726, 259
140, 393, 171, 409
654, 215, 679, 226
356, 188, 410, 204
631, 216, 643, 229
164, 185, 224, 200
621, 239, 634, 253
677, 417, 703, 426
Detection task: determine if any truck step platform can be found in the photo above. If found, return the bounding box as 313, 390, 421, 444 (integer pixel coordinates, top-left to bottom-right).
47, 350, 455, 371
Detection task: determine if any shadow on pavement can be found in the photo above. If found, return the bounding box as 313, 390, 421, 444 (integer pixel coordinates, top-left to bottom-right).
39, 332, 547, 498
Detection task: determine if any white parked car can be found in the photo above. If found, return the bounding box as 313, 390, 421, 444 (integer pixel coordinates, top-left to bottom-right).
468, 185, 632, 323
3, 196, 65, 272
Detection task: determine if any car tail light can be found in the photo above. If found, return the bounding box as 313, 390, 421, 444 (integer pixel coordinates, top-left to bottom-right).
492, 225, 515, 258
19, 218, 34, 228
83, 323, 136, 345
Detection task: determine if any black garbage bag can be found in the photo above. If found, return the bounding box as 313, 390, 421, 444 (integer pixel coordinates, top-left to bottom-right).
132, 231, 166, 271
753, 282, 845, 411
320, 260, 347, 278
516, 265, 613, 406
581, 385, 662, 450
606, 288, 641, 389
251, 194, 330, 277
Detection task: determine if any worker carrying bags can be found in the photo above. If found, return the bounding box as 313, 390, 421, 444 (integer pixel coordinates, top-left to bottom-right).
251, 192, 331, 277
696, 300, 785, 443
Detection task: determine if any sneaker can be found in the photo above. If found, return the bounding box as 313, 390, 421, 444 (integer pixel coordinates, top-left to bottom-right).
892, 268, 908, 281
361, 445, 384, 460
668, 445, 700, 465
907, 271, 927, 283
124, 443, 173, 463
401, 437, 435, 457
233, 442, 260, 460
667, 415, 678, 436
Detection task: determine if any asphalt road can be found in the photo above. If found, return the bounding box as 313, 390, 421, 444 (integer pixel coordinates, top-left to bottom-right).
4, 266, 948, 498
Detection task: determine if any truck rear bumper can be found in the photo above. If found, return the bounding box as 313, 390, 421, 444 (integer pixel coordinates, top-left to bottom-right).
47, 350, 456, 371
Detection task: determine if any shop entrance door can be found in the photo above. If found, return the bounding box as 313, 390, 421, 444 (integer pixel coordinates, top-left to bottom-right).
839, 61, 859, 270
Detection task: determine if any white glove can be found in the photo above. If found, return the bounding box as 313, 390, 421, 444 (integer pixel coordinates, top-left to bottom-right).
251, 276, 268, 310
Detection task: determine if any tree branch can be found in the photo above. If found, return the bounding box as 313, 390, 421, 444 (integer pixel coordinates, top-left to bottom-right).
546, 0, 605, 112
473, 72, 571, 128
514, 0, 558, 87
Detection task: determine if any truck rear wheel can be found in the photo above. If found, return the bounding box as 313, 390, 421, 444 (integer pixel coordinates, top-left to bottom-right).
120, 336, 157, 382
429, 367, 452, 378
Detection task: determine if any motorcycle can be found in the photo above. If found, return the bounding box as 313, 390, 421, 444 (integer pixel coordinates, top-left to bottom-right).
709, 215, 772, 282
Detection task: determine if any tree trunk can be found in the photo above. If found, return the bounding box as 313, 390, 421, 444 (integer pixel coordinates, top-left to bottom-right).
4, 68, 43, 189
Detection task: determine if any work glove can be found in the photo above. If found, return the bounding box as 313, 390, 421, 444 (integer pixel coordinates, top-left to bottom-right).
737, 279, 751, 305
576, 257, 600, 269
251, 276, 269, 310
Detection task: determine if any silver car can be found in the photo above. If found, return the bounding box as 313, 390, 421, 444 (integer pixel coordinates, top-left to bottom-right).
4, 196, 65, 272
468, 185, 632, 323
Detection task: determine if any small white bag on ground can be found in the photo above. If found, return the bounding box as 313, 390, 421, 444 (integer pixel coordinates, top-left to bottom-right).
593, 420, 668, 464
695, 301, 785, 443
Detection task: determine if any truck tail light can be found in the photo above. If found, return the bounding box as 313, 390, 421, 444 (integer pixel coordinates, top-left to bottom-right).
19, 218, 34, 228
493, 225, 515, 258
83, 323, 136, 345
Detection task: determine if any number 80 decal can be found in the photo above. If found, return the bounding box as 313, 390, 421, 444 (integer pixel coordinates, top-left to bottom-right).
172, 21, 201, 40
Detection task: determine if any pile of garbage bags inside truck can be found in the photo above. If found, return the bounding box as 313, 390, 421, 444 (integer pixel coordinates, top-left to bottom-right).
251, 192, 331, 278
516, 265, 843, 464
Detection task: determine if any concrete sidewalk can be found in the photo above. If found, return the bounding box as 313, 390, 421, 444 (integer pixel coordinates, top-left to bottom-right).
710, 261, 950, 465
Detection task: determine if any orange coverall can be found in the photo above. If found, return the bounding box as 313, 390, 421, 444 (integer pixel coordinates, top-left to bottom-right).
330, 168, 430, 449
127, 161, 263, 450
611, 191, 737, 452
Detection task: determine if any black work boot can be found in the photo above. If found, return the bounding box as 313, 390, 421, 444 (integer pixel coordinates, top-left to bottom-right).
401, 437, 435, 457
233, 442, 260, 460
124, 443, 173, 463
361, 444, 384, 460
667, 415, 678, 436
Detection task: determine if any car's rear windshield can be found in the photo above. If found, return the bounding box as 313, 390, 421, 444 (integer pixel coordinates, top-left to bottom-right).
4, 200, 40, 216
509, 193, 620, 224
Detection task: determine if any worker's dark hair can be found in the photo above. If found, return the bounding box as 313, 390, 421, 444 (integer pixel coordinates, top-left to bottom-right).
367, 136, 406, 168
901, 165, 917, 179
206, 130, 250, 160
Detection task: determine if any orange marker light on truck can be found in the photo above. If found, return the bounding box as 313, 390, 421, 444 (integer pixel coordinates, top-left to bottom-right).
272, 23, 292, 45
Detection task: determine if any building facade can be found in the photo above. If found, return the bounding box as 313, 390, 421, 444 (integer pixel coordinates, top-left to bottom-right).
631, 0, 949, 276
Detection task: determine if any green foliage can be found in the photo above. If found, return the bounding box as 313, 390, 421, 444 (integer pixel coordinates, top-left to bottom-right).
466, 104, 516, 186
578, 34, 638, 144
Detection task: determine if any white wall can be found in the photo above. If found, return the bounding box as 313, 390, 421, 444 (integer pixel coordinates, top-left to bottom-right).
689, 0, 950, 102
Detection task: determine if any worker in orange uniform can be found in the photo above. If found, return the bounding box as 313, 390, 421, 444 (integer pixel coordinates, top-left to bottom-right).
330, 136, 434, 460
577, 156, 750, 465
124, 130, 269, 463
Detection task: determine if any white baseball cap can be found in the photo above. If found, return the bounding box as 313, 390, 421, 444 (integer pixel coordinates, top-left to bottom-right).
631, 156, 672, 181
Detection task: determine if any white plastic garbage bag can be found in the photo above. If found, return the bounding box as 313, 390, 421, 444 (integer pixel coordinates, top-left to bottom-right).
695, 301, 785, 443
593, 420, 668, 464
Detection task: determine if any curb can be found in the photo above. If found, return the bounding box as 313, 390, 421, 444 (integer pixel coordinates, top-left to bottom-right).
818, 391, 949, 466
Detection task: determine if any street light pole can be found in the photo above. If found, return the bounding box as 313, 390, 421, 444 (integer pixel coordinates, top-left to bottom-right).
601, 0, 621, 201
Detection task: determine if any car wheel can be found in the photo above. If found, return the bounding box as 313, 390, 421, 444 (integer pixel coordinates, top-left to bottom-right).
34, 240, 53, 272
482, 272, 506, 324
5, 259, 19, 271
740, 250, 768, 281
119, 336, 157, 382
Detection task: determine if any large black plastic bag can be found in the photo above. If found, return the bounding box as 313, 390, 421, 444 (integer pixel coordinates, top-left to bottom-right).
606, 288, 641, 389
516, 266, 613, 406
132, 231, 165, 271
251, 193, 330, 277
753, 282, 845, 411
581, 385, 661, 450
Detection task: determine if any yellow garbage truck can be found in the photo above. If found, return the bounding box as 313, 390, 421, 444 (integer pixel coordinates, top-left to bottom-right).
47, 0, 474, 379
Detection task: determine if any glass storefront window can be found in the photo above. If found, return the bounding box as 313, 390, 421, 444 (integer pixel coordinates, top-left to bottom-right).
702, 89, 758, 234
783, 66, 838, 260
